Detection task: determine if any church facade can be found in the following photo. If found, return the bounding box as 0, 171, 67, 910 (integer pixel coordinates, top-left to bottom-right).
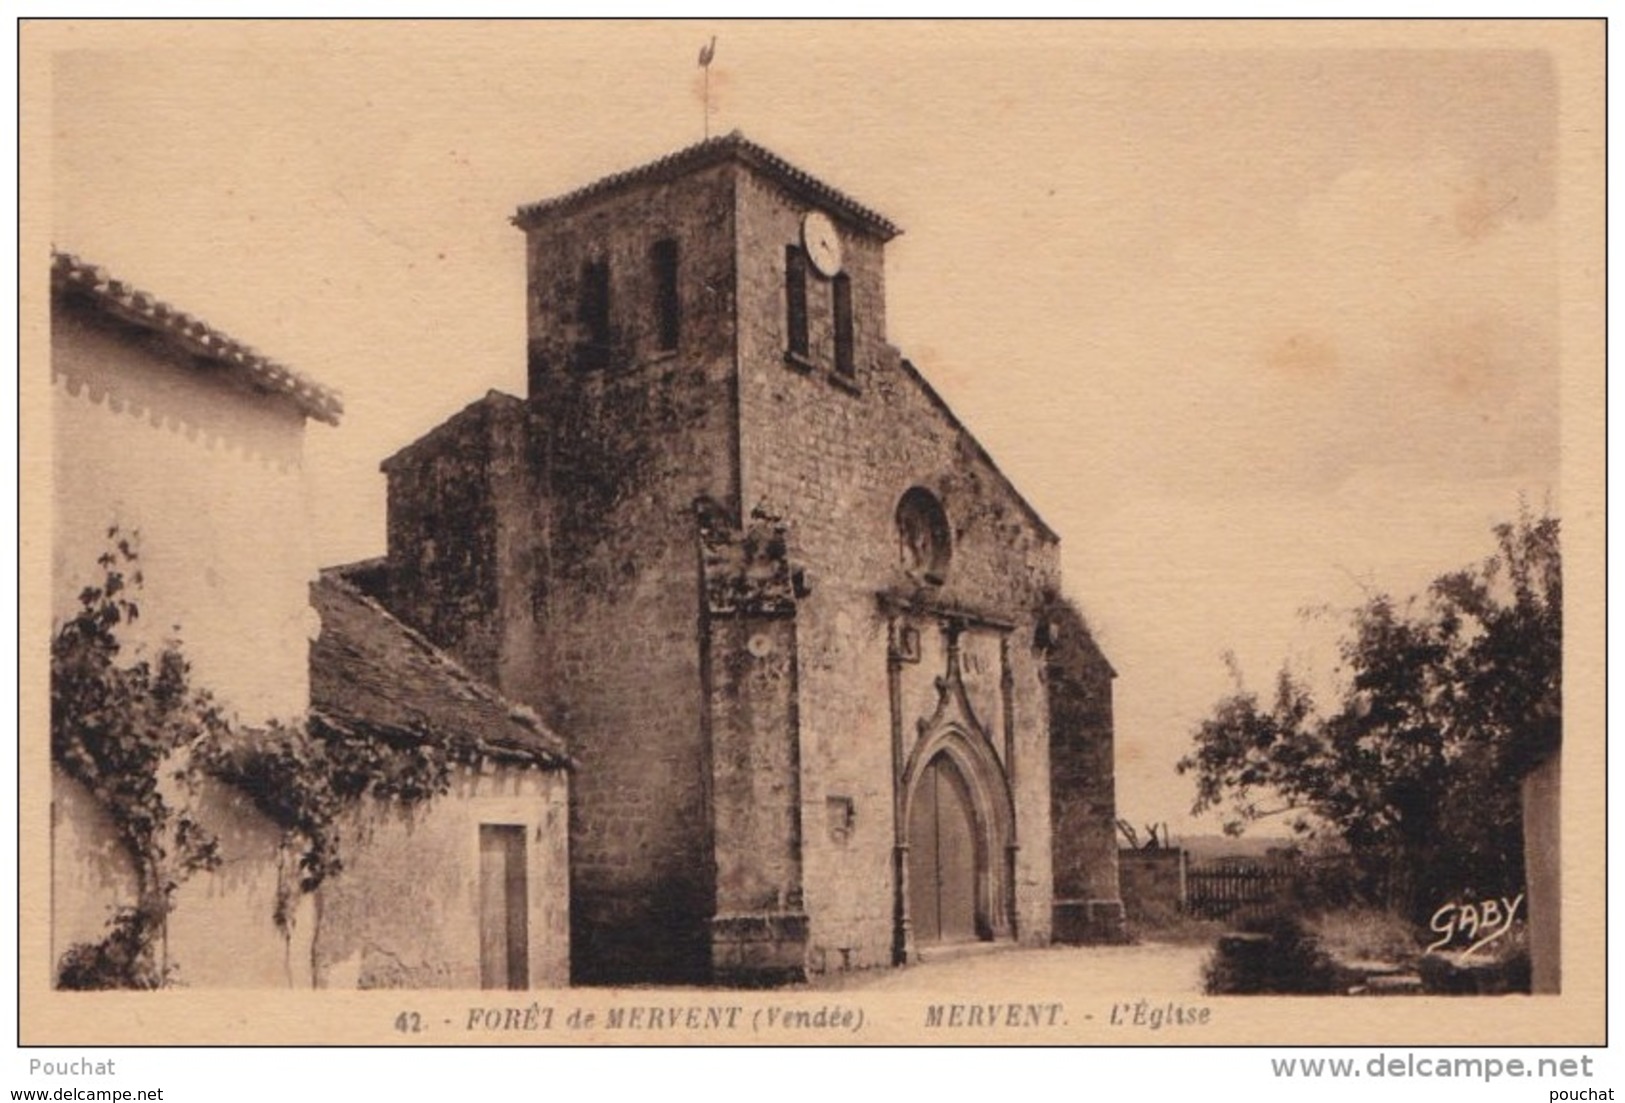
366, 134, 1122, 985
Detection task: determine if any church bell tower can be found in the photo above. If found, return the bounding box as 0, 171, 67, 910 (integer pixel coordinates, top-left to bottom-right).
508, 133, 900, 984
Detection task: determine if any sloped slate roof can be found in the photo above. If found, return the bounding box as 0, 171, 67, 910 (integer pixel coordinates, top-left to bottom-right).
51, 250, 344, 426
310, 575, 570, 769
513, 130, 902, 241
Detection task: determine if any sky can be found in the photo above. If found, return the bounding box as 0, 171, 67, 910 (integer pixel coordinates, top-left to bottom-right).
41, 20, 1577, 837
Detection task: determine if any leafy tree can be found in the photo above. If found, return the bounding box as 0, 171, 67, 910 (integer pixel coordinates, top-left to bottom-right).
51, 530, 228, 987
1177, 514, 1559, 919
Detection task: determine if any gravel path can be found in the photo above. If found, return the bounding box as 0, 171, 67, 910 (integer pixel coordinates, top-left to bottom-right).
805, 941, 1211, 995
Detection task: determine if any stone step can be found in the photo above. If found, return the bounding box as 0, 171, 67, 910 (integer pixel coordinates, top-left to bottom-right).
1349, 972, 1425, 996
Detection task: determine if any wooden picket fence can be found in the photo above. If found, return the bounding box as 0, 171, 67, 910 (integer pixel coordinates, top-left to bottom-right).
1184, 860, 1297, 919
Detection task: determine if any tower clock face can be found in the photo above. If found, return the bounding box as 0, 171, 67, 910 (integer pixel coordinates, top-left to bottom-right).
801, 211, 843, 277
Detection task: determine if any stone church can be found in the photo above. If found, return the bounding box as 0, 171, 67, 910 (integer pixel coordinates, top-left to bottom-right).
354, 133, 1122, 985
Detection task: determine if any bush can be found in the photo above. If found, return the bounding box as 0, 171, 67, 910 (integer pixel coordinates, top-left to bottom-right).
1202, 912, 1342, 995
1419, 923, 1531, 995
1311, 907, 1423, 966
1124, 895, 1225, 946
56, 908, 169, 990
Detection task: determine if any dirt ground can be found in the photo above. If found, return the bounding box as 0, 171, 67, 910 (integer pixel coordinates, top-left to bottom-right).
805, 940, 1212, 994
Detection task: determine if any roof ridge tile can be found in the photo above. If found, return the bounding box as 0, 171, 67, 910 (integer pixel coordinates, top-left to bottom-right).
513, 131, 901, 241
50, 249, 344, 426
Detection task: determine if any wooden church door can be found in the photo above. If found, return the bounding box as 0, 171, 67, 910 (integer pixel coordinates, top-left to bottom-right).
908, 753, 979, 944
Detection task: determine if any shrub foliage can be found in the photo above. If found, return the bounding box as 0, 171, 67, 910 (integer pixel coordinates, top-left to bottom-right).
1177, 514, 1559, 920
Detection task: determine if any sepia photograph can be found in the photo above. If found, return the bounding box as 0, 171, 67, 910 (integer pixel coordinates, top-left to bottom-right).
17, 18, 1604, 1055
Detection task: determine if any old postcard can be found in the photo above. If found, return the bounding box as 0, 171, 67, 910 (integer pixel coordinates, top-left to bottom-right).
18, 19, 1604, 1047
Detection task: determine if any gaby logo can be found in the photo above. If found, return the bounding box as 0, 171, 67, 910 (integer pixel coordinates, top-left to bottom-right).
1426, 893, 1525, 957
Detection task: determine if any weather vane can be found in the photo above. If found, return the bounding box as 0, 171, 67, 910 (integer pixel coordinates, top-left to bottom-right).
698, 35, 717, 139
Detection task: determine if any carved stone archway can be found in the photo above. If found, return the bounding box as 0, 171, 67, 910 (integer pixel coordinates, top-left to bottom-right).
893, 623, 1017, 962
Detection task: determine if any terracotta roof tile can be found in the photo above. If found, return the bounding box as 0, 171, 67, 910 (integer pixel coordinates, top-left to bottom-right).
513, 131, 902, 241
310, 575, 570, 769
51, 250, 344, 426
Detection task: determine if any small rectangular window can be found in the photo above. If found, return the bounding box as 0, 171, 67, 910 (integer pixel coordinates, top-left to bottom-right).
785, 246, 809, 360
526, 337, 548, 399
578, 259, 611, 369
833, 273, 854, 377
652, 239, 680, 353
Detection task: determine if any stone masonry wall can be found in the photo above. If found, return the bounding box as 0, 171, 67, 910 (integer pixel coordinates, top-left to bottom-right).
697, 502, 809, 983
519, 165, 741, 984
731, 165, 1064, 971
379, 146, 1120, 983
380, 397, 506, 685
1124, 844, 1189, 929
1048, 609, 1125, 942
1117, 848, 1188, 927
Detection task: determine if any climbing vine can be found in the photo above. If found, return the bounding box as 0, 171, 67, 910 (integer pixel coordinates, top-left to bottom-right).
55, 528, 458, 969
199, 717, 452, 932
51, 530, 226, 988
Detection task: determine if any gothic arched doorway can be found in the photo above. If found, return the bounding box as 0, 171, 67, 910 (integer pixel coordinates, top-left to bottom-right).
907, 752, 981, 945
